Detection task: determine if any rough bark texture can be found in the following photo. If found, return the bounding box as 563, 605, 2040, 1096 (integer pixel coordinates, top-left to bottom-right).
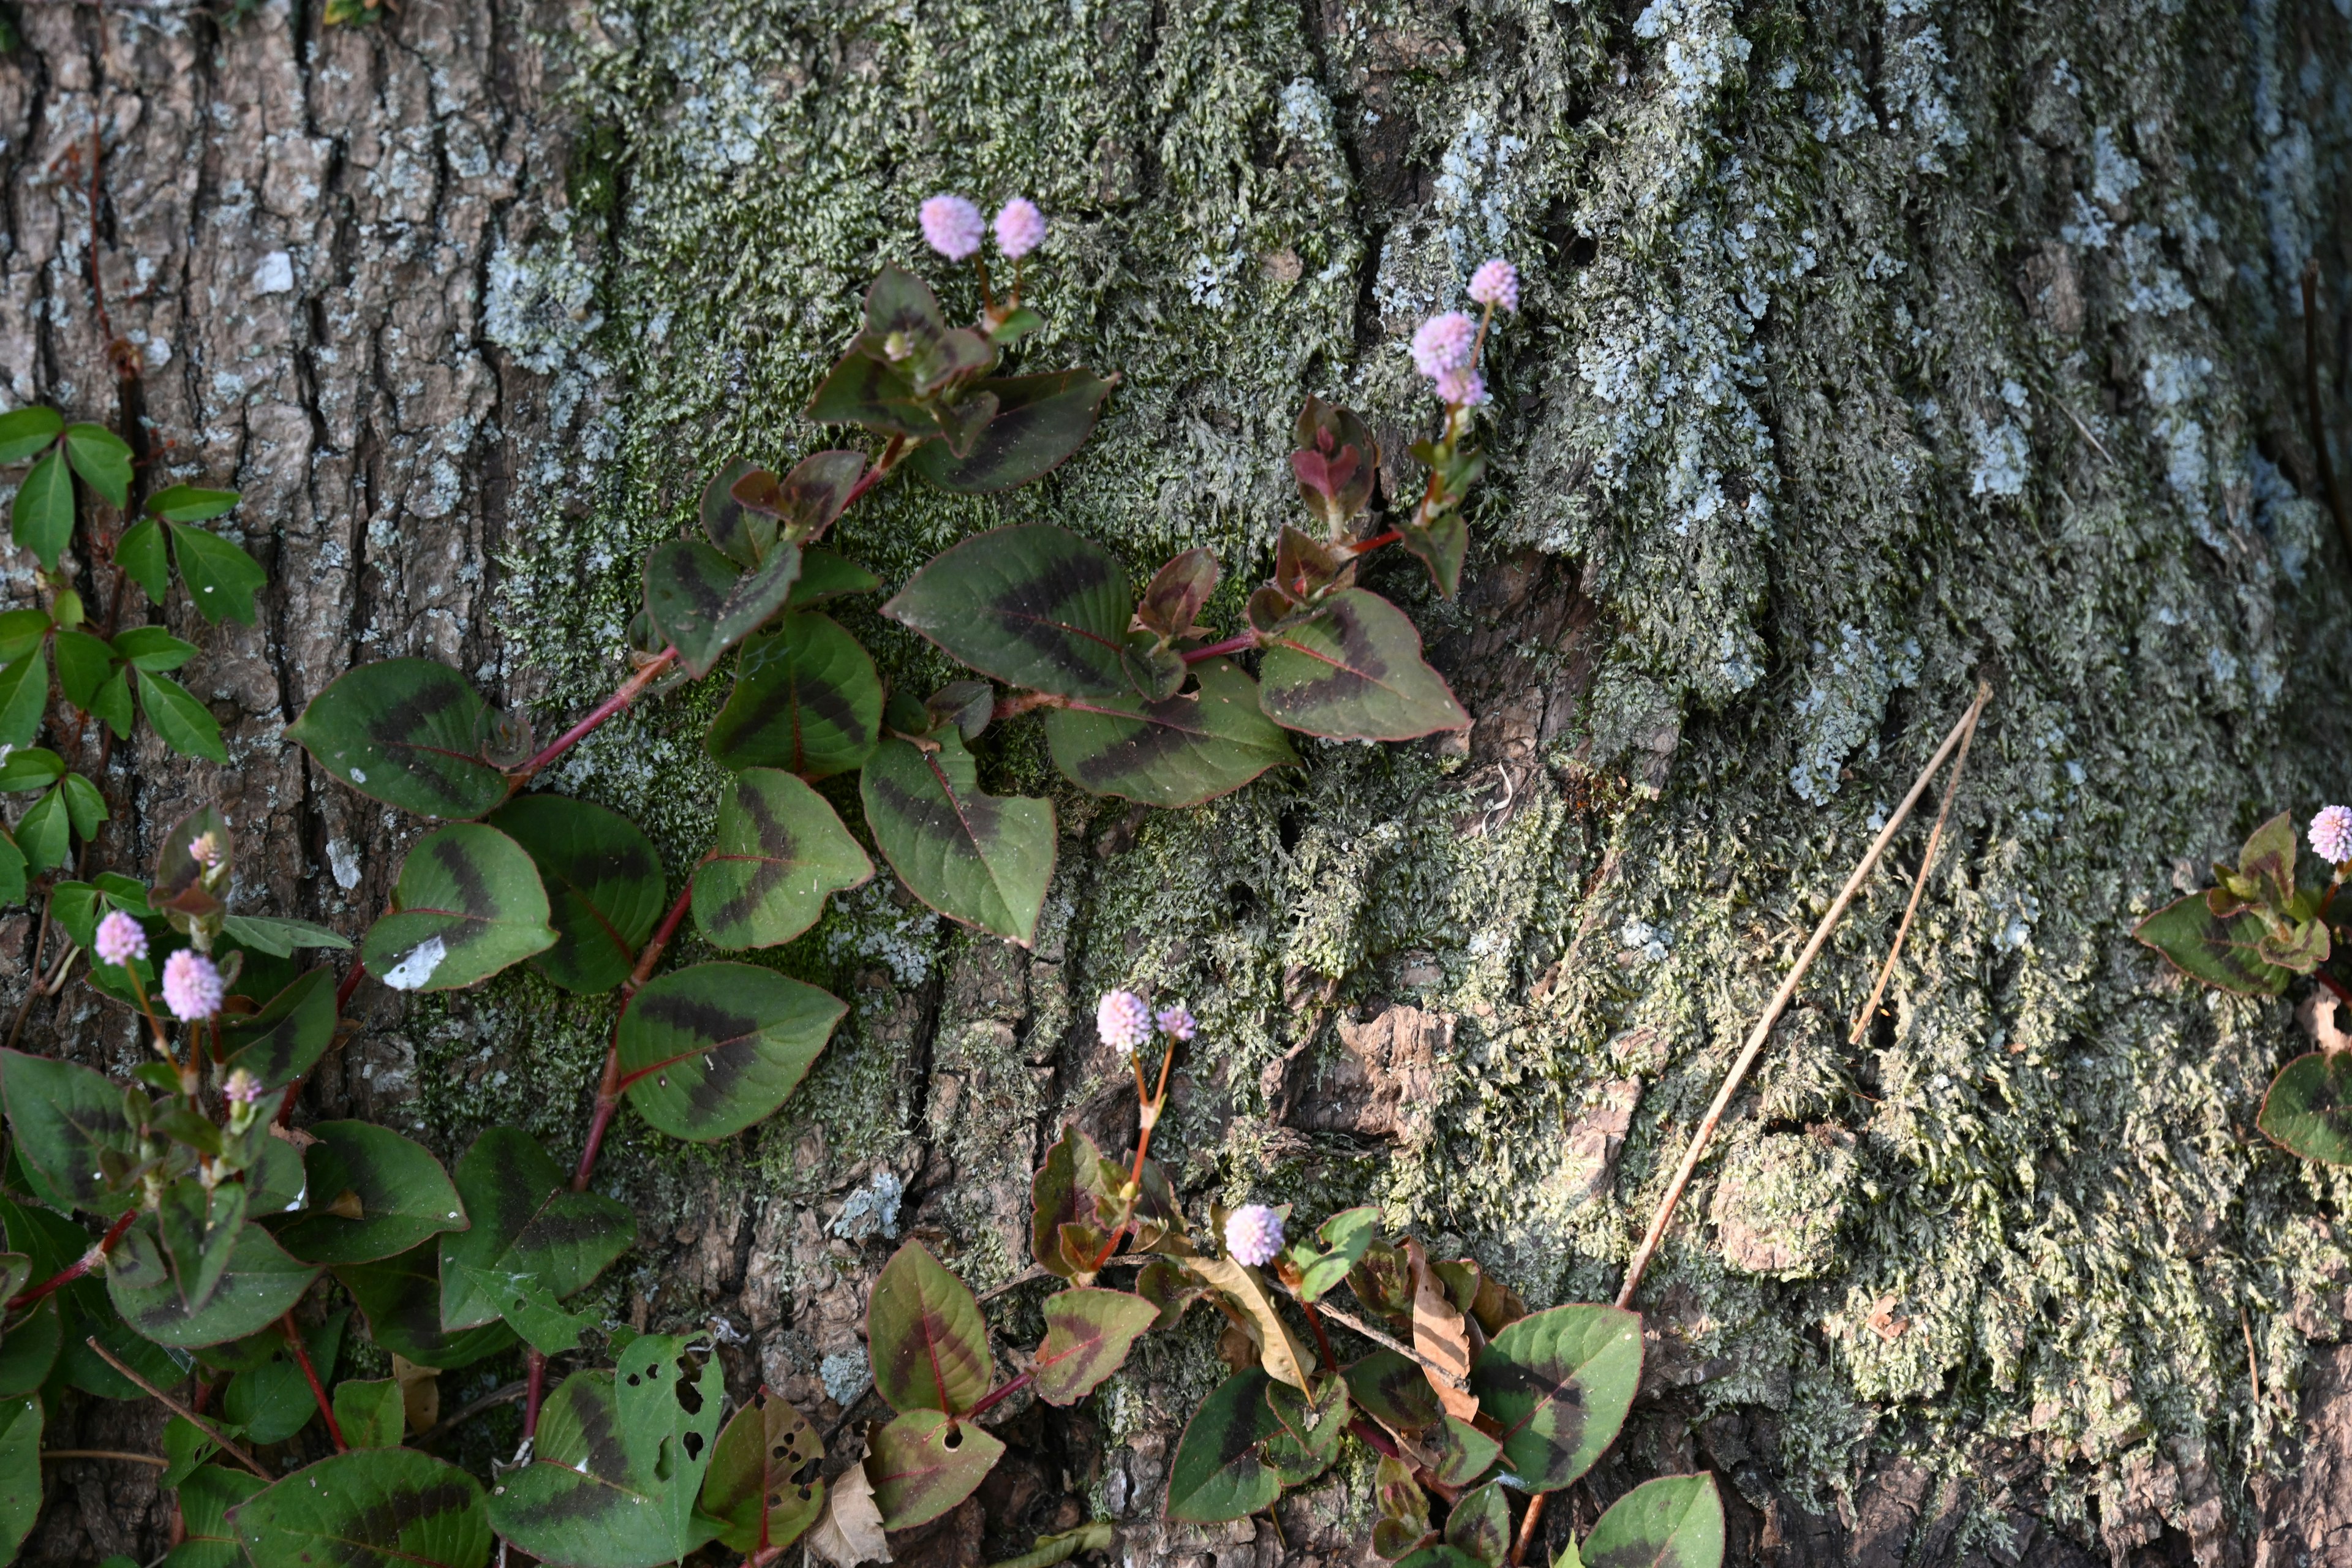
2, 0, 2351, 1562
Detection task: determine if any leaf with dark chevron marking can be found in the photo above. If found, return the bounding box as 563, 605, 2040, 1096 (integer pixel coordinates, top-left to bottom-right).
700, 1390, 826, 1556
731, 450, 865, 542
882, 524, 1133, 698
786, 547, 883, 608
361, 824, 556, 993
869, 1409, 1006, 1531
339, 1245, 516, 1370
439, 1128, 634, 1334
287, 659, 511, 820
2260, 1052, 2352, 1164
1165, 1368, 1285, 1523
861, 732, 1055, 945
0, 1049, 137, 1215
2133, 895, 2293, 996
867, 1240, 993, 1415
704, 614, 883, 780
692, 769, 872, 949
1580, 1474, 1726, 1568
908, 369, 1116, 494
617, 962, 847, 1141
230, 1449, 492, 1568
1033, 1287, 1158, 1406
644, 537, 804, 679
270, 1121, 467, 1267
489, 794, 666, 993
216, 968, 337, 1093
1042, 658, 1298, 807
1468, 1303, 1642, 1493
108, 1213, 318, 1348
1256, 589, 1471, 741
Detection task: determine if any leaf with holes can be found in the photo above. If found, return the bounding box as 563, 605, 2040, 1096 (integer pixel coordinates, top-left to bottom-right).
11, 448, 74, 567
270, 1121, 467, 1266
862, 732, 1054, 944
1165, 1367, 1284, 1524
1580, 1474, 1725, 1568
883, 524, 1133, 697
230, 1448, 492, 1568
108, 1214, 318, 1348
1469, 1303, 1642, 1493
136, 666, 228, 763
705, 613, 884, 780
616, 962, 847, 1141
484, 1335, 723, 1568
337, 1245, 515, 1371
908, 369, 1116, 493
439, 1126, 635, 1334
1257, 589, 1469, 741
732, 450, 865, 541
787, 547, 883, 608
692, 769, 872, 949
1033, 1287, 1158, 1406
488, 794, 666, 993
287, 660, 511, 820
216, 968, 337, 1093
869, 1408, 1006, 1531
2260, 1052, 2352, 1164
644, 537, 802, 679
867, 1239, 992, 1415
362, 824, 556, 993
700, 1390, 826, 1556
0, 1049, 138, 1215
2133, 895, 2293, 996
1043, 657, 1298, 807
170, 524, 268, 626
62, 423, 131, 508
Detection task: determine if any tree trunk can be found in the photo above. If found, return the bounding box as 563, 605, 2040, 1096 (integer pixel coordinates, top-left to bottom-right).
3, 0, 2349, 1561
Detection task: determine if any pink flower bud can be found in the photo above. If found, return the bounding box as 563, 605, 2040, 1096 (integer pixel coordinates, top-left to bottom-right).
94, 910, 148, 968
224, 1068, 265, 1106
1096, 989, 1153, 1054
993, 198, 1045, 260
1409, 312, 1477, 378
2312, 805, 2352, 865
161, 949, 224, 1022
1435, 366, 1487, 406
1468, 258, 1520, 312
1155, 1004, 1197, 1042
919, 194, 986, 262
187, 832, 222, 867
1224, 1204, 1284, 1267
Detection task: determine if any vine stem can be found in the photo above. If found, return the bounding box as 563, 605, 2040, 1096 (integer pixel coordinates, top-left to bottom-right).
573, 873, 700, 1193
1181, 632, 1257, 666
283, 1313, 346, 1452
964, 1368, 1034, 1419
10, 1209, 138, 1309
1615, 682, 1993, 1308
508, 647, 679, 788
1087, 1038, 1181, 1273
81, 1337, 270, 1480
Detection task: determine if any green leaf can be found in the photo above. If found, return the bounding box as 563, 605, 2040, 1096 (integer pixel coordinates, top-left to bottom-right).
115, 518, 168, 603
2260, 1051, 2352, 1164
362, 823, 557, 992
1257, 589, 1471, 741
443, 1262, 594, 1355
331, 1378, 406, 1449
705, 612, 883, 780
271, 1121, 467, 1265
787, 546, 884, 608
0, 407, 61, 464
108, 1214, 320, 1348
1030, 1125, 1123, 1279
644, 537, 802, 679
1136, 548, 1219, 639
486, 1340, 723, 1568
221, 914, 353, 957
882, 523, 1133, 697
62, 423, 132, 509
1294, 1206, 1381, 1301
0, 1048, 137, 1214
11, 447, 74, 567
700, 456, 769, 567
0, 1298, 61, 1399
58, 772, 104, 841
335, 1244, 514, 1370
2132, 895, 2293, 996
89, 668, 131, 737
230, 1448, 492, 1568
1396, 514, 1469, 600
1442, 1481, 1510, 1566
110, 625, 198, 671
1033, 1287, 1158, 1406
488, 794, 666, 993
1344, 1347, 1443, 1439
805, 349, 940, 442
155, 1178, 246, 1311
907, 368, 1116, 493
0, 1394, 38, 1566
861, 732, 1055, 944
868, 1407, 1006, 1531
1469, 1303, 1643, 1493
136, 666, 228, 763
53, 627, 115, 710
15, 788, 67, 875
616, 961, 847, 1140
2236, 812, 2300, 909
1396, 1548, 1490, 1568
145, 484, 240, 523
217, 968, 338, 1093
1261, 1374, 1349, 1486
731, 449, 865, 542
868, 1239, 992, 1415
1425, 1415, 1504, 1489
223, 1313, 346, 1444
438, 1126, 634, 1334
168, 524, 268, 626
285, 658, 511, 820
1043, 657, 1300, 807
1164, 1367, 1284, 1524
0, 746, 61, 792
165, 1463, 264, 1567
0, 609, 46, 666
1581, 1474, 1725, 1568
693, 768, 873, 948
987, 304, 1047, 345
0, 646, 48, 750
699, 1391, 826, 1556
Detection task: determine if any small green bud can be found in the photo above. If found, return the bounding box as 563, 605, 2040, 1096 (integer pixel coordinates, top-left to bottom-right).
53, 589, 83, 628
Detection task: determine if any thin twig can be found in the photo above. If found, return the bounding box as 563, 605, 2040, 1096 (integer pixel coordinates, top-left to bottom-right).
2242, 1306, 2262, 1406
39, 1449, 168, 1466
1510, 1491, 1548, 1567
1616, 682, 1994, 1308
1846, 696, 1987, 1044
1270, 1276, 1466, 1391
415, 1378, 528, 1447
2303, 263, 2352, 571
2060, 402, 2114, 466
83, 1337, 270, 1480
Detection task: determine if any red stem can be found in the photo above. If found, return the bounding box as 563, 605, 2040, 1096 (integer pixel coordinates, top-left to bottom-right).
522, 1349, 548, 1445
335, 959, 368, 1014
9, 1210, 137, 1308
963, 1369, 1034, 1420
1347, 529, 1401, 556
509, 647, 679, 786
1087, 1039, 1181, 1273
1297, 1292, 1339, 1370
1348, 1417, 1400, 1460
283, 1313, 345, 1452
573, 876, 698, 1192
838, 435, 907, 514
1181, 632, 1257, 666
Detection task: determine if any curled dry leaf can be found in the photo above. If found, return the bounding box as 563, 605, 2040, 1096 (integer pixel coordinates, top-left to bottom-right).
1406, 1240, 1478, 1420
809, 1453, 892, 1567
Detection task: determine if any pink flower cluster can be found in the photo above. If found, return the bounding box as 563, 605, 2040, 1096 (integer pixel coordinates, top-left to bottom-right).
921, 195, 1047, 263
2313, 805, 2352, 865
1096, 989, 1154, 1054
94, 910, 148, 968
1224, 1204, 1284, 1267
162, 949, 223, 1022
1408, 258, 1518, 407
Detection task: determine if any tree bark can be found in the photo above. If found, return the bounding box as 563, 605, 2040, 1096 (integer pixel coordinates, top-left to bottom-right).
2, 0, 2350, 1562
